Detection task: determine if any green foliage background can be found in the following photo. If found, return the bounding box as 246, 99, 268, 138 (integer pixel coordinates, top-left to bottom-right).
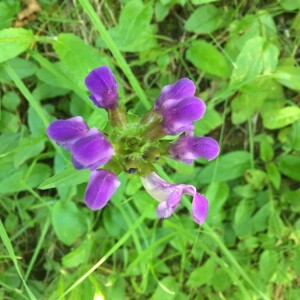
0, 0, 300, 299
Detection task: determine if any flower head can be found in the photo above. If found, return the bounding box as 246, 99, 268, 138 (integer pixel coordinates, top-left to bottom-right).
46, 66, 220, 225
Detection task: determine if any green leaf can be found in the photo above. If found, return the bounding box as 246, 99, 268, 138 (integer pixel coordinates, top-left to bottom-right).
151, 276, 178, 300
187, 260, 216, 288
0, 57, 38, 81
186, 40, 230, 78
62, 240, 92, 268
2, 91, 20, 111
230, 37, 264, 88
0, 28, 34, 63
266, 162, 281, 189
98, 0, 156, 52
259, 136, 274, 162
184, 4, 221, 34
234, 199, 256, 238
278, 155, 300, 181
53, 33, 111, 90
262, 106, 300, 129
259, 250, 278, 281
52, 201, 86, 246
194, 105, 222, 135
13, 138, 45, 167
39, 164, 89, 190
0, 1, 20, 29
278, 0, 300, 10
286, 121, 300, 151
273, 65, 300, 91
197, 151, 251, 183
0, 163, 51, 194
206, 182, 229, 225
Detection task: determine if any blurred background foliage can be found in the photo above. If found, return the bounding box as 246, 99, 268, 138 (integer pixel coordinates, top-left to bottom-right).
0, 0, 300, 299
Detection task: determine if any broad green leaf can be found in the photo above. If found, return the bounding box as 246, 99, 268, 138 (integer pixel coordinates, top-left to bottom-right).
261, 42, 279, 73
266, 162, 281, 189
194, 106, 222, 136
0, 1, 20, 29
187, 260, 216, 288
97, 0, 156, 52
278, 0, 300, 10
234, 199, 256, 238
0, 110, 19, 133
62, 240, 92, 268
259, 136, 274, 162
39, 164, 89, 190
2, 91, 20, 111
273, 65, 300, 91
252, 203, 271, 233
13, 138, 45, 167
206, 182, 229, 225
259, 250, 278, 281
278, 155, 300, 182
285, 121, 300, 151
186, 40, 230, 78
0, 28, 34, 63
151, 276, 178, 300
184, 4, 221, 34
197, 151, 251, 183
262, 106, 300, 129
230, 37, 264, 88
0, 57, 38, 81
0, 163, 51, 194
53, 33, 110, 90
52, 201, 86, 245
231, 93, 265, 124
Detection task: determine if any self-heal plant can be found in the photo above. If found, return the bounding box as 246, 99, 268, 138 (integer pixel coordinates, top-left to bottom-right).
47, 66, 220, 225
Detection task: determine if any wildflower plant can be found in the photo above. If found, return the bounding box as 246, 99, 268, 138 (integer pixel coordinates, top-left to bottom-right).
47, 66, 220, 224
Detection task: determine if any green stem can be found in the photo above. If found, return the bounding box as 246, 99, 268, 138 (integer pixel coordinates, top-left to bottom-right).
78, 0, 151, 110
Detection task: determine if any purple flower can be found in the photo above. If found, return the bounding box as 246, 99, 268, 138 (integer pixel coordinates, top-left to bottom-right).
160, 97, 206, 135
46, 66, 220, 225
155, 78, 196, 110
141, 172, 208, 224
85, 170, 120, 210
46, 117, 88, 149
85, 66, 118, 109
170, 135, 220, 164
71, 128, 114, 170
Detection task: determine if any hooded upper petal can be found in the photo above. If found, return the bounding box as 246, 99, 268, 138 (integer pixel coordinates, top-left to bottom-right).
71, 128, 114, 170
46, 116, 88, 148
141, 172, 208, 224
170, 135, 220, 164
85, 169, 120, 210
85, 66, 118, 109
155, 78, 196, 110
161, 97, 206, 135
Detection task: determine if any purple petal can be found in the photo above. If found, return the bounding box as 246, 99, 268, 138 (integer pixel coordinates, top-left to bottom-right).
161, 97, 206, 135
85, 66, 118, 109
141, 172, 209, 224
85, 170, 120, 210
192, 193, 209, 225
46, 117, 88, 148
155, 78, 196, 110
170, 136, 220, 164
71, 128, 114, 170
